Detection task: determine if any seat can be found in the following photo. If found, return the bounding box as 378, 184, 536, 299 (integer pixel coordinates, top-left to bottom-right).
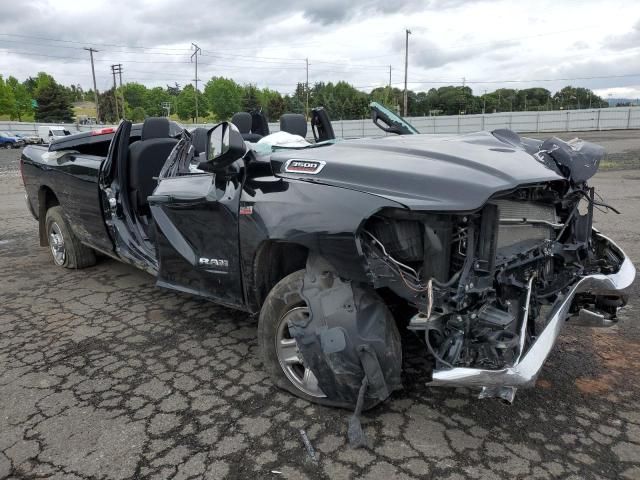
280, 114, 307, 138
232, 112, 262, 142
251, 111, 270, 137
128, 117, 178, 215
191, 127, 208, 156
311, 107, 335, 141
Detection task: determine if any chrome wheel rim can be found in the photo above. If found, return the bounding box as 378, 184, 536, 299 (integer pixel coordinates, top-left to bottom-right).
275, 306, 326, 398
48, 222, 66, 265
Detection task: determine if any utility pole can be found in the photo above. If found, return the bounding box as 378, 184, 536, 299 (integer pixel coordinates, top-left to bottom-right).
403, 29, 411, 117
84, 48, 100, 122
110, 64, 120, 119
116, 64, 124, 117
389, 65, 392, 88
191, 43, 202, 124
305, 58, 309, 119
482, 89, 487, 114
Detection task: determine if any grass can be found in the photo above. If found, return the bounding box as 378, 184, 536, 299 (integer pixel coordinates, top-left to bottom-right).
73, 101, 97, 118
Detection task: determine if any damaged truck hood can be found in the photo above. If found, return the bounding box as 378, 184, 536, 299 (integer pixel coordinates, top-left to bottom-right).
270, 131, 566, 211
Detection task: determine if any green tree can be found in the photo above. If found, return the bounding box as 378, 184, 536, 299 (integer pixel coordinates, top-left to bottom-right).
122, 82, 148, 109
33, 72, 56, 97
35, 81, 73, 122
0, 76, 16, 116
242, 84, 260, 112
97, 88, 119, 123
204, 77, 243, 121
176, 84, 208, 122
144, 87, 171, 117
266, 94, 285, 121
6, 76, 32, 121
129, 106, 147, 122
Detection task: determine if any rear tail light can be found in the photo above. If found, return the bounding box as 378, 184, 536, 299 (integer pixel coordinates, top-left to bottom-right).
91, 128, 115, 136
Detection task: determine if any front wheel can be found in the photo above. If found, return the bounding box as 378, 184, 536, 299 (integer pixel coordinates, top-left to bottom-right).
45, 206, 96, 269
259, 270, 339, 405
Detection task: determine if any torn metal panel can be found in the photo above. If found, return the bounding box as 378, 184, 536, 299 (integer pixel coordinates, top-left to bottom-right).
289, 253, 402, 409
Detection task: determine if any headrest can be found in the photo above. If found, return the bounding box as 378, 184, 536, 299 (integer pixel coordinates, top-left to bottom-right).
280, 114, 307, 138
252, 111, 270, 137
141, 117, 170, 140
231, 112, 252, 134
190, 127, 208, 155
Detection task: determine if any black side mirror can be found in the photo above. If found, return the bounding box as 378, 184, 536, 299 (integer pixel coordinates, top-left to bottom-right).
199, 122, 246, 172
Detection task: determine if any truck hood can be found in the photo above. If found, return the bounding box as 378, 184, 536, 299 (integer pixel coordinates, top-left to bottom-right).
270, 131, 566, 211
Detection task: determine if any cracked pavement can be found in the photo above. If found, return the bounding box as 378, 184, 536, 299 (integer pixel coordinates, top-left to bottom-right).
1, 146, 639, 479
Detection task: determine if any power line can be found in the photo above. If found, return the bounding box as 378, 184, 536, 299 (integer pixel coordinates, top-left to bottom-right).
402, 73, 640, 85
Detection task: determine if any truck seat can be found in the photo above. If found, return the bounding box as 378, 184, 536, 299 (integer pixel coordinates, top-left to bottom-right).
232, 112, 262, 142
280, 114, 307, 138
128, 117, 178, 215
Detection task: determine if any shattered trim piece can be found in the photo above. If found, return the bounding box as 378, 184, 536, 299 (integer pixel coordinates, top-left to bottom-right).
429, 233, 634, 396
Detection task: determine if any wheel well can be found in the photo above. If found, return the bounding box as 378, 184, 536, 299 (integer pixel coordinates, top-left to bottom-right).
38, 186, 59, 246
251, 241, 309, 311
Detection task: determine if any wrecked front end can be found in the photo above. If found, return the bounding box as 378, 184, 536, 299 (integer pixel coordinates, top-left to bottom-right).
288, 132, 634, 416
360, 182, 634, 402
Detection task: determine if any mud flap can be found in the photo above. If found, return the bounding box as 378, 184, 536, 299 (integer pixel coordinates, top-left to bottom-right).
288, 253, 402, 411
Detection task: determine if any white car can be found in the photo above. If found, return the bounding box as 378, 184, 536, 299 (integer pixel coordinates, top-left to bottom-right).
37, 126, 72, 144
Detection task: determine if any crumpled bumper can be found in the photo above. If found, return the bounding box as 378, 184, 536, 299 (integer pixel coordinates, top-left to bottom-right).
429, 232, 636, 399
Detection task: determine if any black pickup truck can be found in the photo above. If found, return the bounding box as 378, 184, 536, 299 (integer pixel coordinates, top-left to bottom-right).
21, 106, 634, 433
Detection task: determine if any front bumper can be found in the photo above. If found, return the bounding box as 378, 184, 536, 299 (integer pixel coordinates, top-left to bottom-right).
429, 232, 635, 400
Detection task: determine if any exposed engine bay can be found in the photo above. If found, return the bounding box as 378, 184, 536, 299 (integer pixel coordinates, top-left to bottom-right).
361, 180, 625, 373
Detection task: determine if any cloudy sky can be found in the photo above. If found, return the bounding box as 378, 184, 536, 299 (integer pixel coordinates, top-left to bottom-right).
1, 0, 639, 99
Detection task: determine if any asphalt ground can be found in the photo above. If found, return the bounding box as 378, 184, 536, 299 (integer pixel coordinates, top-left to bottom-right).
1, 130, 639, 479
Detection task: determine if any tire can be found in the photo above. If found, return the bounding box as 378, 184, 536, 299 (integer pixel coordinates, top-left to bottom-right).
3, 143, 10, 149
259, 270, 343, 407
45, 206, 96, 269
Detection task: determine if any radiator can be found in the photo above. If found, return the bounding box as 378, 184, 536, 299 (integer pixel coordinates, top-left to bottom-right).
492, 200, 557, 250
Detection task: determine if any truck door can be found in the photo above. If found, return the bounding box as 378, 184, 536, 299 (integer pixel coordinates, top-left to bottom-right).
147, 153, 245, 309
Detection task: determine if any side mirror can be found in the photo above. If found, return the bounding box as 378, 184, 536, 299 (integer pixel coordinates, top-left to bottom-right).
199, 122, 246, 171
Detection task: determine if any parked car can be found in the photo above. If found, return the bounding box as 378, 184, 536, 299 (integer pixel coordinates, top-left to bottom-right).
0, 131, 25, 149
37, 125, 72, 144
20, 109, 634, 441
15, 132, 41, 145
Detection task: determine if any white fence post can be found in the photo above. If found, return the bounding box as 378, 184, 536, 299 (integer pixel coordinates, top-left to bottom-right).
596, 109, 601, 131
627, 108, 632, 129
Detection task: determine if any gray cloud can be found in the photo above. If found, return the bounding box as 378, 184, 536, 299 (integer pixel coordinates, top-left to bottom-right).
0, 0, 637, 98
603, 18, 640, 50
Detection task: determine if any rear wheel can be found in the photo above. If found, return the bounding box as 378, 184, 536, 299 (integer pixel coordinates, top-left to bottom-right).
45, 206, 96, 269
3, 143, 10, 149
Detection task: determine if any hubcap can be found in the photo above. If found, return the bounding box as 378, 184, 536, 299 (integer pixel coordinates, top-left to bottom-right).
275, 307, 326, 398
48, 222, 66, 265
